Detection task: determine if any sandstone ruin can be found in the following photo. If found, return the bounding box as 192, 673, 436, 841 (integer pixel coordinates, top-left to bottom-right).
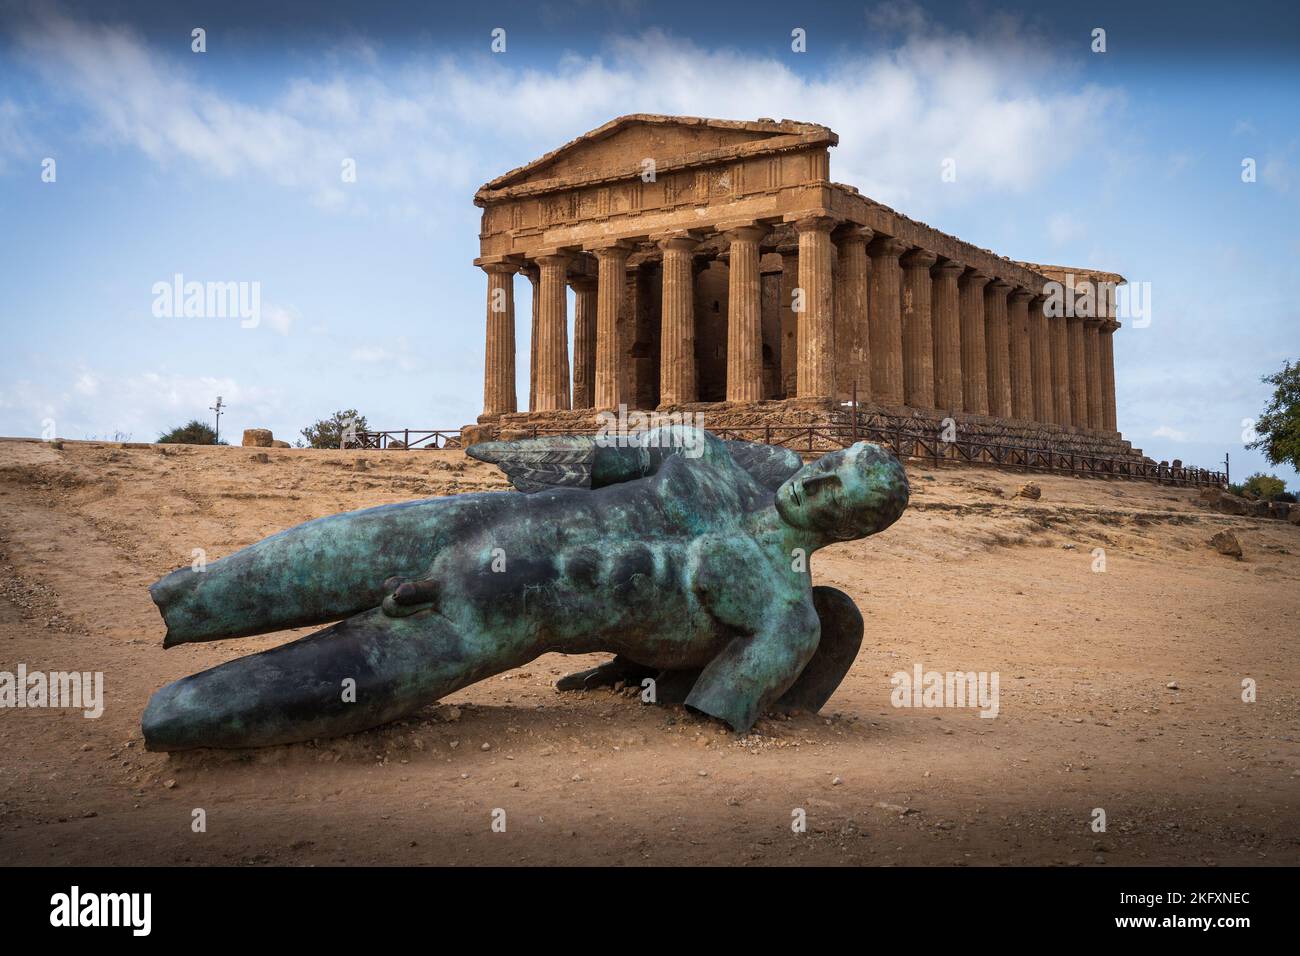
470, 115, 1136, 461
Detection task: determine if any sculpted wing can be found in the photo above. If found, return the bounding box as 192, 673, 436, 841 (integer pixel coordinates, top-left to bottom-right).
465, 435, 602, 493
467, 433, 803, 494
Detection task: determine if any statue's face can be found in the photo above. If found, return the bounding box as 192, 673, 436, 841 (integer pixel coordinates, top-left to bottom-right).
775, 442, 909, 541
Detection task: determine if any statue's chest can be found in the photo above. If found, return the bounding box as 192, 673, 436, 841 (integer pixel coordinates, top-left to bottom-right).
555, 538, 689, 598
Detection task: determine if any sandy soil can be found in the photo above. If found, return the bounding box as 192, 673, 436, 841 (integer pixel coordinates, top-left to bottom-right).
0, 438, 1296, 866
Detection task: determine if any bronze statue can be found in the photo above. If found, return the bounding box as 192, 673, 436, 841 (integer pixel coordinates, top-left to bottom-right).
142, 428, 908, 750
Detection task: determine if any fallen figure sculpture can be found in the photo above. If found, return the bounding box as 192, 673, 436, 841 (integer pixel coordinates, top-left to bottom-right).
142, 427, 908, 751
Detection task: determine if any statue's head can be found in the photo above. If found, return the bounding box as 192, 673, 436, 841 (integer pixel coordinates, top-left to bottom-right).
775, 442, 909, 542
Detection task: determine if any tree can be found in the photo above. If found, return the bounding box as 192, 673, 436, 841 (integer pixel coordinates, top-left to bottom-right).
300, 409, 369, 449
1241, 473, 1286, 501
1247, 360, 1300, 473
158, 419, 224, 445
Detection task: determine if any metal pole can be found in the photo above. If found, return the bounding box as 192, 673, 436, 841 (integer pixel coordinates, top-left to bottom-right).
209, 396, 224, 444
851, 380, 858, 443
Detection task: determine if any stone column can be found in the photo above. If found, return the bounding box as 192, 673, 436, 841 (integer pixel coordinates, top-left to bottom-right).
834, 226, 872, 402
1083, 318, 1103, 431
569, 275, 598, 409
930, 259, 964, 412
658, 235, 699, 406
724, 225, 767, 403
867, 236, 908, 406
795, 217, 836, 399
591, 243, 630, 409
533, 253, 571, 412
958, 270, 991, 415
1050, 312, 1072, 428
778, 250, 800, 398
521, 264, 540, 411
480, 261, 517, 419
1027, 294, 1053, 425
1067, 315, 1088, 428
1007, 288, 1033, 422
1100, 319, 1119, 433
983, 280, 1012, 419
901, 249, 937, 410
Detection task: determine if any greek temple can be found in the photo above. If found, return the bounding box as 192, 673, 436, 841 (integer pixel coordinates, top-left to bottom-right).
469, 114, 1137, 462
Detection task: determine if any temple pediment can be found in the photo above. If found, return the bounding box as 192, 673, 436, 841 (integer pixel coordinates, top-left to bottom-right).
477, 114, 834, 200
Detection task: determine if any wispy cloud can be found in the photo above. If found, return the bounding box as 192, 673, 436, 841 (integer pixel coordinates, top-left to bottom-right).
5, 4, 1122, 216
0, 369, 281, 443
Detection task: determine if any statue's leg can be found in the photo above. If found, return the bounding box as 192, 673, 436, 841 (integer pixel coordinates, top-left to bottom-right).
555, 655, 657, 692
774, 586, 863, 715
142, 608, 530, 751
151, 494, 505, 647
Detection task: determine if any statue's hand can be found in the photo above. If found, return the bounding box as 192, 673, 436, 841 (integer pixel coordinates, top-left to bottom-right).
379, 576, 439, 618
555, 656, 657, 692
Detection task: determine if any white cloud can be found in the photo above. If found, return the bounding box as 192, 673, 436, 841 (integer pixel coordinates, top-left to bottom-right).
0, 369, 281, 443
1152, 424, 1190, 442
262, 302, 299, 337
349, 342, 418, 372
7, 6, 1122, 217
0, 98, 31, 172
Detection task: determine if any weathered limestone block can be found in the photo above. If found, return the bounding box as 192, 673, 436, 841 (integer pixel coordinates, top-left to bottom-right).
242, 428, 273, 448
1209, 529, 1242, 559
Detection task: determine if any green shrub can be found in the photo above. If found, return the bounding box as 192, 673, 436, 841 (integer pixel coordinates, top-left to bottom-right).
158, 420, 224, 445
1242, 473, 1286, 501
300, 409, 369, 449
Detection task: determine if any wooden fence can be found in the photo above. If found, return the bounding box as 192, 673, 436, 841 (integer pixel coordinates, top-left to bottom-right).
356, 417, 1226, 488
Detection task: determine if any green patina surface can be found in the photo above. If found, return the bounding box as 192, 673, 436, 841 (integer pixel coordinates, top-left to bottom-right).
142, 428, 909, 751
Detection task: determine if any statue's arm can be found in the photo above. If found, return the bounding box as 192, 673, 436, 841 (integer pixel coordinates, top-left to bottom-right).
686, 536, 821, 733
684, 599, 821, 733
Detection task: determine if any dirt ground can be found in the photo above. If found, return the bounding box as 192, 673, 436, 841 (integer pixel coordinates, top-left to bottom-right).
0, 437, 1295, 866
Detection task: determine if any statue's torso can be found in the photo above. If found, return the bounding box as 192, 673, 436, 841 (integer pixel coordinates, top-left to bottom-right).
427, 452, 798, 669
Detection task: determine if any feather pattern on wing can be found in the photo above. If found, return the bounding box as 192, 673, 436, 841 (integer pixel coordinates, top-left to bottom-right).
467, 433, 805, 495
466, 436, 601, 493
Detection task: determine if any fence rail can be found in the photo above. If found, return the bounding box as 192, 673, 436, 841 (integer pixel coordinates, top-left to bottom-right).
355, 420, 1226, 488
353, 429, 463, 450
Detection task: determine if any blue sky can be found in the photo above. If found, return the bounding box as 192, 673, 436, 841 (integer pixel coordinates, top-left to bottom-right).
1, 0, 1297, 486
